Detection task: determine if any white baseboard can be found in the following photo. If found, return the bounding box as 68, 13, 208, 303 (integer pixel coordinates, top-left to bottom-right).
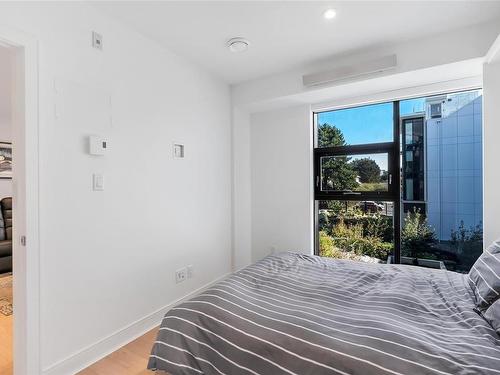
42, 272, 231, 375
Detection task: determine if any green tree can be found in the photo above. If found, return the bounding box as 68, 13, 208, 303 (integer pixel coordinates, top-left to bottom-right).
317, 123, 358, 192
318, 123, 346, 147
351, 158, 381, 183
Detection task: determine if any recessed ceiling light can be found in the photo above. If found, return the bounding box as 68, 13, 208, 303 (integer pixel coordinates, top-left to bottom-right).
227, 37, 250, 53
323, 8, 337, 20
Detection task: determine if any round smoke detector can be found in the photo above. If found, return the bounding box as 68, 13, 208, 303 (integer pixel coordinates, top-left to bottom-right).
227, 37, 250, 53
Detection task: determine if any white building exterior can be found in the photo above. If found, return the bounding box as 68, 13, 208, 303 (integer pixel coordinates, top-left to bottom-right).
425, 91, 483, 241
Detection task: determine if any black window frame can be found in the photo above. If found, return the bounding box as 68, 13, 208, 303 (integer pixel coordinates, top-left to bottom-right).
313, 101, 401, 263
314, 143, 397, 201
401, 115, 426, 203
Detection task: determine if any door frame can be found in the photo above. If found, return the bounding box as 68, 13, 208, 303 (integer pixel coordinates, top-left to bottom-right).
0, 25, 40, 375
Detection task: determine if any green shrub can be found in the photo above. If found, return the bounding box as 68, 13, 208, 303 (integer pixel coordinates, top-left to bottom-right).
451, 221, 483, 271
326, 219, 393, 261
357, 182, 387, 192
319, 231, 346, 259
319, 207, 393, 243
401, 209, 436, 257
319, 230, 391, 261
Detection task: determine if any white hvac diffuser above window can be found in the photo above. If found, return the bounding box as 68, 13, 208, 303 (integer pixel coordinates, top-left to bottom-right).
302, 54, 397, 87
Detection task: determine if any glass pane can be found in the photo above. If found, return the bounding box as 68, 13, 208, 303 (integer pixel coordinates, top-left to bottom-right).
402, 117, 425, 201
320, 153, 389, 192
318, 200, 394, 263
399, 90, 483, 272
317, 102, 393, 147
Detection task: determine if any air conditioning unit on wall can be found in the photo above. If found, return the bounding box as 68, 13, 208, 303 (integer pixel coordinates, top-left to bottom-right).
429, 102, 442, 119
302, 54, 397, 87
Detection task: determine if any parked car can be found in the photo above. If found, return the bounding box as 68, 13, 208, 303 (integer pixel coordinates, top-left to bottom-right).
358, 201, 384, 213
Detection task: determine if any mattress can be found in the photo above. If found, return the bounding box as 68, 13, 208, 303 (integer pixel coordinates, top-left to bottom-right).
148, 252, 500, 374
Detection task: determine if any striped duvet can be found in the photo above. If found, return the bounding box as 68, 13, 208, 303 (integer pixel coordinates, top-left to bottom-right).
148, 252, 500, 375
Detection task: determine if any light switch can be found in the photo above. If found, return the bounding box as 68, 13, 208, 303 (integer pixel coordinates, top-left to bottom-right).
93, 173, 104, 191
173, 143, 184, 159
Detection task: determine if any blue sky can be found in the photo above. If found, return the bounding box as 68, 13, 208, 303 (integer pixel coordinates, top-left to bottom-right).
317, 99, 426, 145
318, 102, 393, 145
317, 99, 425, 171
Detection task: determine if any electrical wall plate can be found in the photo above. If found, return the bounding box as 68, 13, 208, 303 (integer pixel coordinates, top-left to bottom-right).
92, 31, 103, 51
175, 267, 187, 283
89, 135, 108, 155
92, 173, 104, 191
173, 143, 185, 159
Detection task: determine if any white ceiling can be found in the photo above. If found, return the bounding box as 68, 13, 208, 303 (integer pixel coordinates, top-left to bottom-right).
93, 1, 500, 84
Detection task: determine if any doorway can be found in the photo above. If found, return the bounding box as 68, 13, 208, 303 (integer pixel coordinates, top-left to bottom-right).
0, 43, 14, 374
0, 27, 40, 375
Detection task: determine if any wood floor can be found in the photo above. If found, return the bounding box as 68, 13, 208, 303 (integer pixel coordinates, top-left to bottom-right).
0, 272, 13, 375
0, 320, 166, 375
0, 273, 163, 375
0, 312, 13, 374
78, 328, 167, 375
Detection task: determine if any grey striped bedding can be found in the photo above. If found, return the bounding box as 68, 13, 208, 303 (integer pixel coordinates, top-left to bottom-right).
468, 239, 500, 311
148, 252, 500, 375
484, 298, 500, 335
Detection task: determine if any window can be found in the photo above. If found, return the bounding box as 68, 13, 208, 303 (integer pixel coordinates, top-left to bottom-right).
314, 101, 401, 264
318, 200, 395, 263
402, 116, 425, 203
319, 152, 392, 193
316, 102, 394, 147
400, 90, 483, 272
314, 89, 483, 272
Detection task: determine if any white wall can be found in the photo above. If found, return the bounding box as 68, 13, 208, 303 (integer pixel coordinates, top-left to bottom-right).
232, 107, 252, 270
0, 3, 232, 373
250, 105, 313, 262
0, 175, 12, 200
0, 46, 12, 200
0, 46, 12, 137
483, 61, 500, 246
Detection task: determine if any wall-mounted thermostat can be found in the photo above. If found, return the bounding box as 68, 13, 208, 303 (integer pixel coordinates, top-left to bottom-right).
173, 143, 185, 159
89, 135, 108, 156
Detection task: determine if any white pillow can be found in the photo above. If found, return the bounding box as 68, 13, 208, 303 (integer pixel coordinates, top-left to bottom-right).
483, 298, 500, 335
468, 239, 500, 311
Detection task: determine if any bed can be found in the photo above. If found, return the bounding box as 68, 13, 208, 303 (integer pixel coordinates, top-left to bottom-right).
148, 252, 500, 374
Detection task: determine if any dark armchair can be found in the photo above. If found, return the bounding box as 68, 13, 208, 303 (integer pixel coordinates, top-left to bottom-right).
0, 197, 12, 274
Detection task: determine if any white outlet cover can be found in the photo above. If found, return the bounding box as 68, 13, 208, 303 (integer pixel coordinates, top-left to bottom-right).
175, 267, 187, 283
92, 173, 104, 191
